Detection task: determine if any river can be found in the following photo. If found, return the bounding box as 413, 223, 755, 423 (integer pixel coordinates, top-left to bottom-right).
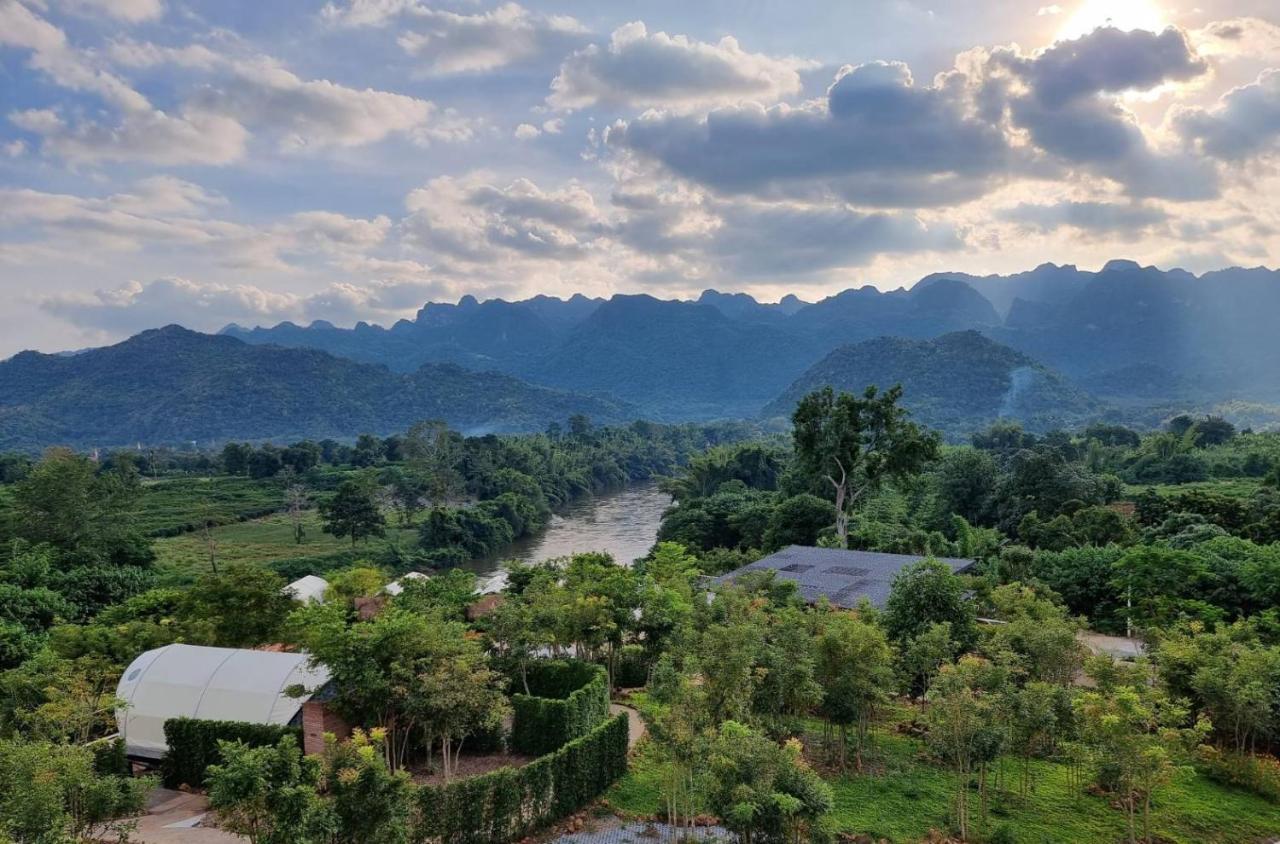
469, 481, 671, 584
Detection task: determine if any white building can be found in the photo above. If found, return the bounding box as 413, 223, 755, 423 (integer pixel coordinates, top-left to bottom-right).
115, 644, 331, 759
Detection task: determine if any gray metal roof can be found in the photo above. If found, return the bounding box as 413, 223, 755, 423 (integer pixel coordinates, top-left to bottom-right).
715, 545, 974, 609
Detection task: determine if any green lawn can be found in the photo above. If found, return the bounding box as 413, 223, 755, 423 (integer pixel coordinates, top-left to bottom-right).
153, 509, 421, 584
608, 720, 1280, 843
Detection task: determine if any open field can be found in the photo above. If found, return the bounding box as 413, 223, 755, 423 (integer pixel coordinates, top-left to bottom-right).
153, 509, 421, 583
133, 475, 287, 536
607, 714, 1280, 844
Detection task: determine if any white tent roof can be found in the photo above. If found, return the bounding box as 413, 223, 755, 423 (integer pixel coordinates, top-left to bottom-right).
383, 571, 428, 596
284, 575, 329, 604
115, 644, 331, 759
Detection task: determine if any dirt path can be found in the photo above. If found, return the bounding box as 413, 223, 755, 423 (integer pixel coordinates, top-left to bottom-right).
610, 703, 646, 748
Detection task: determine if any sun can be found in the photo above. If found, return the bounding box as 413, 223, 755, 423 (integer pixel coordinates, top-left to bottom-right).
1056, 0, 1168, 41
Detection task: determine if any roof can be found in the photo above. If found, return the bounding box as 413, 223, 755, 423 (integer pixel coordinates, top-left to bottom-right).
715, 545, 974, 609
383, 571, 428, 596
284, 575, 328, 604
115, 644, 331, 759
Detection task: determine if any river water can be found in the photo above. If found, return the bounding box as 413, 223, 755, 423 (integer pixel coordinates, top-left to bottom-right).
469, 481, 671, 582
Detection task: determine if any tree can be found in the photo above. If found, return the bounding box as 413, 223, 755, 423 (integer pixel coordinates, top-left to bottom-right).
814, 613, 894, 769
883, 559, 977, 652
792, 386, 939, 548
0, 739, 152, 844
753, 608, 822, 734
706, 721, 833, 844
320, 478, 386, 546
1075, 658, 1208, 844
288, 604, 479, 772
763, 494, 833, 550
401, 421, 461, 510
221, 442, 252, 476
186, 565, 295, 648
935, 448, 999, 525
284, 482, 309, 545
324, 566, 386, 606
637, 657, 712, 835
417, 650, 509, 781
925, 656, 1008, 841
206, 735, 327, 844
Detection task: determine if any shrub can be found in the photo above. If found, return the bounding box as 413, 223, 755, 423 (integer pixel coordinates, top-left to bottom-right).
161, 717, 301, 789
510, 661, 610, 756
414, 713, 629, 844
90, 736, 129, 777
1197, 745, 1280, 802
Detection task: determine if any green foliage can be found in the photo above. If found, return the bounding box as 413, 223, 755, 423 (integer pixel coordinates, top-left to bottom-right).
320, 477, 387, 546
510, 661, 610, 756
792, 384, 940, 547
414, 713, 629, 844
882, 559, 977, 651
0, 738, 153, 844
184, 564, 295, 648
162, 717, 301, 789
706, 720, 833, 843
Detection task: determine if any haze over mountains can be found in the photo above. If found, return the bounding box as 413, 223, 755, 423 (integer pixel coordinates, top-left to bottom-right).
4, 260, 1280, 450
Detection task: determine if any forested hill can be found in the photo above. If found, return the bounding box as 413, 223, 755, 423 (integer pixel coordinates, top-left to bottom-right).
762, 331, 1099, 436
0, 326, 633, 451
217, 262, 1280, 422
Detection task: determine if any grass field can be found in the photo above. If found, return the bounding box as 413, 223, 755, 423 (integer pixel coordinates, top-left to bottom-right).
153, 509, 422, 584
607, 715, 1280, 844
133, 475, 287, 536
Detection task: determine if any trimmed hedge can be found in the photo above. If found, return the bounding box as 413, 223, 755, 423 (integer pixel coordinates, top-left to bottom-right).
510, 661, 610, 756
91, 737, 130, 777
414, 712, 629, 844
161, 717, 301, 789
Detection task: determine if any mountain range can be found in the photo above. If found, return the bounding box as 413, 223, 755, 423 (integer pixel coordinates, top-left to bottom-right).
0, 327, 631, 451
4, 260, 1280, 449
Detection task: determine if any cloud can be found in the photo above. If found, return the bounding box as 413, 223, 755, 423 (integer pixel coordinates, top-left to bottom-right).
11, 105, 249, 166
323, 1, 587, 74
39, 276, 455, 334
997, 200, 1169, 234
548, 21, 810, 112
0, 0, 148, 110
1175, 69, 1280, 160
609, 27, 1222, 207
705, 202, 960, 276
188, 59, 441, 150
608, 60, 1017, 208
1192, 17, 1280, 59
996, 26, 1206, 109
0, 181, 390, 270
54, 0, 164, 22
403, 174, 608, 262
514, 122, 540, 139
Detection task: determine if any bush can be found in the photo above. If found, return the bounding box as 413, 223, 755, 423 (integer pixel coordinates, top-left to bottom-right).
1197, 745, 1280, 802
614, 644, 649, 689
90, 736, 129, 777
414, 713, 629, 844
161, 717, 301, 789
510, 661, 610, 756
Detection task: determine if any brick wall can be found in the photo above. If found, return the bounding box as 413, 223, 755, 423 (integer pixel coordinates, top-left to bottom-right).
301, 700, 351, 755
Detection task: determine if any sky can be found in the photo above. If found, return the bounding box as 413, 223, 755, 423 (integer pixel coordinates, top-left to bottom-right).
2, 0, 1280, 355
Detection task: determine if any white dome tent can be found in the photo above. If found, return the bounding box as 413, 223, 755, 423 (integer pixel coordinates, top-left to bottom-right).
115, 644, 331, 759
284, 574, 329, 604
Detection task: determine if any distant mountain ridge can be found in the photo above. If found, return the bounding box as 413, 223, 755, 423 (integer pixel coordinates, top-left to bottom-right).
217, 261, 1280, 420
10, 260, 1279, 448
762, 331, 1099, 437
0, 326, 633, 451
